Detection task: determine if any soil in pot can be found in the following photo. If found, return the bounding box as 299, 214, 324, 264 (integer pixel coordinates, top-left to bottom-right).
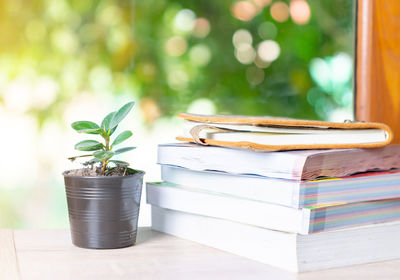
64, 165, 138, 177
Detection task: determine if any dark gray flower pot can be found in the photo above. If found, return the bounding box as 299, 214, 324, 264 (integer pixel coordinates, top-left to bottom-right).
63, 170, 145, 249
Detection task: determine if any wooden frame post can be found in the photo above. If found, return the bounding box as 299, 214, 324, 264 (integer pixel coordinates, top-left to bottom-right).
356, 0, 400, 143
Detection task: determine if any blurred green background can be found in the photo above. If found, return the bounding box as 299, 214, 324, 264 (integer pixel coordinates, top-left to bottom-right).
0, 0, 354, 228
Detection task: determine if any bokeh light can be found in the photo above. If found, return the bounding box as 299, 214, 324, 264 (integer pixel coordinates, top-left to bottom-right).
89, 66, 113, 93
254, 55, 271, 68
174, 9, 196, 32
61, 60, 86, 92
306, 87, 324, 107
246, 66, 265, 85
270, 1, 290, 22
235, 44, 256, 65
257, 40, 281, 62
0, 113, 39, 187
290, 0, 311, 25
137, 62, 157, 83
231, 1, 257, 22
258, 22, 278, 40
31, 77, 59, 110
189, 44, 212, 66
309, 53, 352, 94
193, 18, 211, 38
187, 98, 216, 115
233, 29, 253, 48
97, 5, 122, 26
165, 36, 188, 56
167, 69, 189, 90
252, 0, 272, 9
47, 1, 71, 22
51, 27, 79, 54
107, 25, 131, 53
140, 97, 161, 123
331, 53, 352, 84
4, 76, 33, 113
309, 58, 331, 92
233, 29, 256, 64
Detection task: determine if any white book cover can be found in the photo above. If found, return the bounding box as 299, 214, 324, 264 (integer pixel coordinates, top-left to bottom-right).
151, 206, 400, 272
147, 182, 310, 234
161, 165, 299, 207
161, 165, 400, 208
146, 182, 400, 234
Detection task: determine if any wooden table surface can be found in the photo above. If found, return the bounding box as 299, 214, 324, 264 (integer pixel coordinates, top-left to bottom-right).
1, 227, 400, 280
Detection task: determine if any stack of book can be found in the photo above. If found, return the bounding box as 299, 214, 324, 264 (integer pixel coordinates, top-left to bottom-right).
146, 115, 400, 272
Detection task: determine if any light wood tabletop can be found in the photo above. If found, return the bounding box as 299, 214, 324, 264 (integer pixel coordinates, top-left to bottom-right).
1, 227, 400, 280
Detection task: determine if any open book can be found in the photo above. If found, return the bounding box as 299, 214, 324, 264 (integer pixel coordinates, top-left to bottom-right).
176, 113, 393, 151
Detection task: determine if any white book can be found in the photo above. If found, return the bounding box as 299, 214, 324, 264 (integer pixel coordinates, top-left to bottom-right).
151, 206, 400, 272
161, 165, 400, 208
147, 182, 310, 234
157, 143, 400, 180
161, 165, 300, 207
146, 182, 400, 234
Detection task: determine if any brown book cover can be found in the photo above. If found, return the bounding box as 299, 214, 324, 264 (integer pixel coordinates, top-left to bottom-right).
177, 113, 393, 151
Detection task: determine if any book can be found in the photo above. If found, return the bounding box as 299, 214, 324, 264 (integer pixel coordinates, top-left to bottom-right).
161, 165, 400, 208
146, 182, 400, 234
151, 206, 400, 272
157, 143, 400, 180
176, 113, 393, 150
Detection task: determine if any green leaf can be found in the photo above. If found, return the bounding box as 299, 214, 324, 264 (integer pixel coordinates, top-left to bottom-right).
71, 121, 101, 134
112, 130, 133, 147
93, 150, 115, 161
114, 146, 136, 155
109, 160, 129, 166
109, 102, 134, 129
74, 140, 103, 151
101, 112, 116, 131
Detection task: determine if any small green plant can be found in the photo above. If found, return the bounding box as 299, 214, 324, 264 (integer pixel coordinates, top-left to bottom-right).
68, 101, 136, 175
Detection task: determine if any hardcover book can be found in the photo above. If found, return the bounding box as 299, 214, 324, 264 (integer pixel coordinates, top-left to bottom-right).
176, 113, 393, 150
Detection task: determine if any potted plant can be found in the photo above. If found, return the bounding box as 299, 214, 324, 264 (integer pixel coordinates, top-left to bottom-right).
63, 101, 145, 249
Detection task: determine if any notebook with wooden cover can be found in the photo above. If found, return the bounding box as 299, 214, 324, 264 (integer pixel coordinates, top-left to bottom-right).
176, 113, 393, 151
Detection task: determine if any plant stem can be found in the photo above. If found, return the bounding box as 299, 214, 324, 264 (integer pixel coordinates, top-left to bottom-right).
101, 133, 111, 175
105, 133, 110, 151
101, 160, 107, 174
68, 154, 92, 161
